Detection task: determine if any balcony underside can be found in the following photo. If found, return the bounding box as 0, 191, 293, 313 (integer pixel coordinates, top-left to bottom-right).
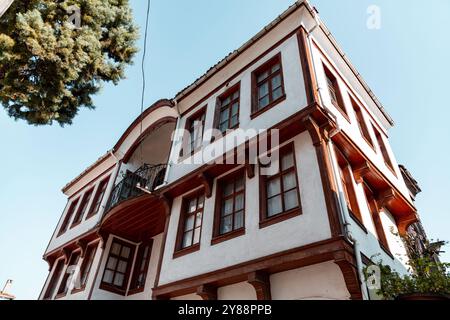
101, 194, 166, 242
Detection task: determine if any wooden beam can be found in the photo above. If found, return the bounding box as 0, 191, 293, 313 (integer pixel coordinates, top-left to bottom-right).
247, 271, 271, 300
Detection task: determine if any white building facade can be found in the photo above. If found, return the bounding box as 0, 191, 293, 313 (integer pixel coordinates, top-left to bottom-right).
39, 1, 423, 300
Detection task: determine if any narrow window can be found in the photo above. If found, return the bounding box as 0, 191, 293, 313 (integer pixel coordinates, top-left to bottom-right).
215, 171, 245, 236
43, 259, 65, 300
71, 188, 94, 227
181, 108, 206, 157
252, 54, 285, 115
129, 241, 153, 294
57, 251, 81, 296
101, 239, 134, 293
351, 97, 374, 147
58, 198, 79, 236
335, 147, 364, 226
177, 192, 204, 251
324, 65, 347, 117
78, 243, 98, 289
363, 183, 390, 253
215, 85, 240, 134
260, 143, 301, 225
374, 127, 395, 172
87, 176, 110, 218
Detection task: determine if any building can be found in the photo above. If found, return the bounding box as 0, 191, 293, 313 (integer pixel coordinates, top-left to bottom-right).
39, 0, 425, 300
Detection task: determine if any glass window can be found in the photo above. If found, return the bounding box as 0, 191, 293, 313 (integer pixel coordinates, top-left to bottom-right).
253, 55, 285, 112
179, 193, 205, 249
101, 240, 134, 291
218, 173, 246, 235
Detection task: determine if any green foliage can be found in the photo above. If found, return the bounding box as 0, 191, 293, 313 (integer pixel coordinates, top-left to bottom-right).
0, 0, 138, 125
364, 237, 450, 300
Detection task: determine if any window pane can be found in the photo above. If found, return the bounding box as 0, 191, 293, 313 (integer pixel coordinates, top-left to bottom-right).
220, 216, 233, 234
267, 178, 281, 197
232, 91, 239, 100
103, 270, 114, 284
121, 246, 131, 259
113, 273, 124, 287
272, 87, 283, 100
230, 115, 239, 128
219, 122, 228, 133
223, 182, 233, 196
106, 257, 117, 270
195, 212, 202, 228
258, 95, 269, 109
282, 172, 297, 191
111, 243, 121, 255
193, 227, 201, 245
117, 260, 127, 273
185, 215, 195, 231
222, 96, 230, 106
234, 211, 244, 229
271, 74, 281, 89
284, 190, 299, 211
271, 63, 280, 73
231, 102, 239, 116
188, 199, 197, 212
268, 195, 283, 217
222, 198, 233, 216
197, 195, 204, 208
182, 231, 193, 248
220, 110, 229, 122
258, 82, 269, 98
281, 152, 294, 170
257, 71, 269, 82
235, 193, 244, 211
235, 177, 244, 191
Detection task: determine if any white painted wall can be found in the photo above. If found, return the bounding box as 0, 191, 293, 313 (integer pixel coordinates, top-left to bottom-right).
270, 261, 350, 300
159, 132, 331, 285
217, 282, 257, 300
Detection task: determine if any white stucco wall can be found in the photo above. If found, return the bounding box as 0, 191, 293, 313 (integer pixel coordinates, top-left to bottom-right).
217, 282, 257, 300
159, 132, 331, 285
270, 261, 350, 300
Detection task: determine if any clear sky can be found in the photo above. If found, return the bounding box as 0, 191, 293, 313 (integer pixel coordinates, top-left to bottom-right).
0, 0, 449, 300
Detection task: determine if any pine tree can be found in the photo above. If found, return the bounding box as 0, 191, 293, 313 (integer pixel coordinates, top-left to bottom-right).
0, 0, 138, 126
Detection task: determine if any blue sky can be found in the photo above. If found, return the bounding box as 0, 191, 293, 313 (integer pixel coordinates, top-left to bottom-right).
0, 0, 449, 300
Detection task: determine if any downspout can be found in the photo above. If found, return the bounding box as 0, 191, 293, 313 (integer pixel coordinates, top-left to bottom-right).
306, 7, 368, 299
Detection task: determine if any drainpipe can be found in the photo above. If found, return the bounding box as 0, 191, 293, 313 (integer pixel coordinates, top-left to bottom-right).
306, 7, 368, 299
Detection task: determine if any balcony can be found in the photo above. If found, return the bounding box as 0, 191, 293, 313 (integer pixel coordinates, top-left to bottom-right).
105, 163, 167, 214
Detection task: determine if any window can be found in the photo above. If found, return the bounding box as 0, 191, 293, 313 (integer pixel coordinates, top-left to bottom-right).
71, 188, 94, 227
129, 241, 153, 294
87, 176, 110, 218
101, 239, 134, 293
373, 127, 395, 172
58, 198, 79, 236
215, 85, 240, 134
57, 251, 81, 296
335, 147, 364, 229
363, 183, 390, 253
324, 65, 347, 117
43, 258, 65, 300
181, 108, 206, 157
260, 143, 301, 227
252, 53, 285, 116
351, 97, 374, 147
176, 192, 204, 253
214, 171, 245, 238
77, 243, 98, 290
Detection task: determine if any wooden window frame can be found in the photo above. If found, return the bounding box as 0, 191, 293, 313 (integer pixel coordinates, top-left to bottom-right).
334, 147, 366, 233
57, 198, 80, 237
128, 240, 153, 295
212, 83, 240, 137
212, 169, 246, 245
100, 238, 135, 295
43, 258, 65, 300
180, 106, 207, 159
251, 53, 286, 119
173, 189, 205, 258
86, 176, 110, 219
362, 182, 392, 258
259, 142, 302, 229
373, 126, 396, 175
350, 96, 375, 148
323, 64, 349, 121
71, 242, 99, 294
70, 187, 94, 228
56, 250, 81, 298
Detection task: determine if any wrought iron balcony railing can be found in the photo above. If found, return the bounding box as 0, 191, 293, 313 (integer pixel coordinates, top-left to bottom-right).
104, 164, 167, 214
